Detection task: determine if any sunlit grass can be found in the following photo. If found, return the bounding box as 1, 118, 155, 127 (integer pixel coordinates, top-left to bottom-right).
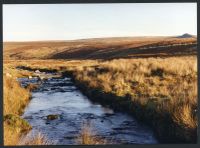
3, 55, 197, 143
18, 132, 52, 145
77, 122, 108, 145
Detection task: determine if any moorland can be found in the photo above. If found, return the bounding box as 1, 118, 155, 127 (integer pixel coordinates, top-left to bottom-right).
3, 35, 197, 145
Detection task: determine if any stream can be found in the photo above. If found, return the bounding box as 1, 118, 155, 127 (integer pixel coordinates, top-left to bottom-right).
18, 71, 158, 145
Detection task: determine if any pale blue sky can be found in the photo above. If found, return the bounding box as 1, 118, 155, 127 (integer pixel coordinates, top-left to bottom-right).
3, 3, 197, 41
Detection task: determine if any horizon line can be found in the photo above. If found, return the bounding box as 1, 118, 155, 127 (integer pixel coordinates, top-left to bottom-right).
3, 34, 197, 42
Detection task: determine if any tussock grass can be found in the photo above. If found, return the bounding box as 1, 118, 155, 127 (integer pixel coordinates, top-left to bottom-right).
3, 63, 50, 145
3, 74, 31, 145
4, 76, 30, 115
4, 114, 32, 145
18, 132, 52, 145
4, 124, 21, 145
70, 56, 197, 143
77, 123, 107, 145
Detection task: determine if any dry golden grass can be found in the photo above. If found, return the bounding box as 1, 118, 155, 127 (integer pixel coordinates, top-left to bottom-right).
4, 114, 32, 145
69, 56, 197, 142
77, 123, 107, 145
173, 104, 197, 129
4, 124, 21, 146
18, 132, 52, 145
3, 70, 31, 145
3, 63, 51, 145
73, 56, 196, 100
3, 76, 30, 115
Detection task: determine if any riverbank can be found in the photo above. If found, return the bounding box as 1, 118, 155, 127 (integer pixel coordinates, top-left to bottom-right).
4, 74, 31, 145
60, 57, 197, 143
70, 75, 197, 143
3, 63, 50, 145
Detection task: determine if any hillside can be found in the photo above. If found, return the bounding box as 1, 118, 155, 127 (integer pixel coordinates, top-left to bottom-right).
3, 37, 197, 60
176, 33, 196, 38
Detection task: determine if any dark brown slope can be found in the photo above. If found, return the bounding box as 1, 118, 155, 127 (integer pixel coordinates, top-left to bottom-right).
3, 37, 197, 60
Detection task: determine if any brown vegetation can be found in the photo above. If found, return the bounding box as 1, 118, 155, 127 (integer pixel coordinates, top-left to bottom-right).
6, 55, 197, 143
18, 132, 52, 145
69, 56, 197, 143
3, 63, 50, 145
4, 76, 30, 115
3, 72, 31, 145
77, 123, 107, 145
3, 37, 198, 144
3, 37, 196, 60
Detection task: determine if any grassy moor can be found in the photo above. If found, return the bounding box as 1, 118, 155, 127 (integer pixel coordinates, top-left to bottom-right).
3, 36, 197, 144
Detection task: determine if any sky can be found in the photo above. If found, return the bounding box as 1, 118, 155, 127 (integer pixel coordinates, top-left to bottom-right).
3, 3, 197, 41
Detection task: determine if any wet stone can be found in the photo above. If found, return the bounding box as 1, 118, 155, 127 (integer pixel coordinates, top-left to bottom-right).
104, 113, 114, 117
112, 127, 124, 131
24, 116, 33, 120
64, 136, 77, 140
47, 114, 59, 120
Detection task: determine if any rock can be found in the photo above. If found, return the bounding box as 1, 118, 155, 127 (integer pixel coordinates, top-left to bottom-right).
28, 76, 32, 79
37, 76, 47, 81
64, 136, 76, 139
104, 113, 114, 117
6, 73, 12, 77
46, 114, 59, 120
39, 76, 47, 80
24, 116, 33, 120
35, 70, 41, 73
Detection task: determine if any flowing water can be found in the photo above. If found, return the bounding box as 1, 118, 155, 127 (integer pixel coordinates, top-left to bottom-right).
18, 72, 158, 145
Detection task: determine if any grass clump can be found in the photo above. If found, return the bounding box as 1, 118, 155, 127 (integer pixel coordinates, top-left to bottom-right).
3, 65, 51, 145
3, 73, 32, 145
19, 132, 52, 145
4, 114, 32, 146
4, 76, 30, 115
3, 64, 49, 145
77, 123, 107, 145
4, 114, 32, 132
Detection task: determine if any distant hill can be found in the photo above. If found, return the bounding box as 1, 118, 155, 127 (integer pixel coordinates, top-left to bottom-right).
3, 37, 197, 60
176, 33, 195, 38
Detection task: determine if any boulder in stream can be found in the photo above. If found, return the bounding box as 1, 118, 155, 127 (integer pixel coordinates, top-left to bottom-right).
46, 114, 59, 120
